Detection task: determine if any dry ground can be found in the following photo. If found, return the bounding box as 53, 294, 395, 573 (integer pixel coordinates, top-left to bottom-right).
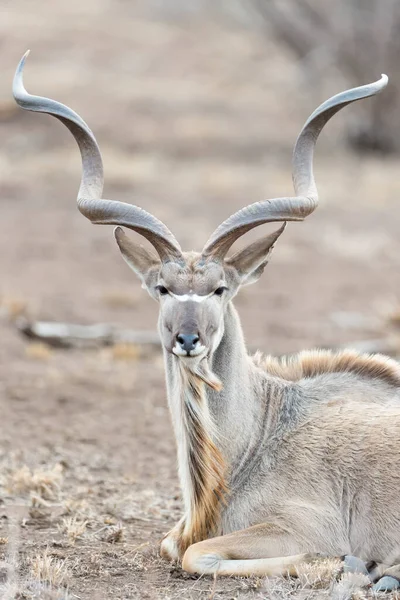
1, 2, 400, 598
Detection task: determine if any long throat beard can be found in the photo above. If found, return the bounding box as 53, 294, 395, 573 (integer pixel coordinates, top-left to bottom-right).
176, 356, 227, 553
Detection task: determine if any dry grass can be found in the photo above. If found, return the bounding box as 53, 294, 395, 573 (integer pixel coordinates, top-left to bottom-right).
260, 560, 377, 600
330, 572, 371, 600
58, 515, 88, 544
1, 583, 70, 600
63, 498, 96, 520
295, 557, 342, 589
99, 522, 125, 544
7, 464, 63, 500
30, 549, 70, 588
261, 576, 295, 599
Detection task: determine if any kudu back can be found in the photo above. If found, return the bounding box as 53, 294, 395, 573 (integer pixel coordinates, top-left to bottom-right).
14, 53, 400, 580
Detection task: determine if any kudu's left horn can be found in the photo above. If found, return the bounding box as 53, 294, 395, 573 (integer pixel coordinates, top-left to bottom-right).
202, 74, 388, 261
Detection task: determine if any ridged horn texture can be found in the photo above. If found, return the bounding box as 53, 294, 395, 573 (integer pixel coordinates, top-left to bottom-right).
13, 51, 183, 262
202, 74, 388, 260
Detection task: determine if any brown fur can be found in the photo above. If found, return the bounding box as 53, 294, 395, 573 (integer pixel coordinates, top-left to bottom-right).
177, 365, 228, 554
255, 349, 400, 388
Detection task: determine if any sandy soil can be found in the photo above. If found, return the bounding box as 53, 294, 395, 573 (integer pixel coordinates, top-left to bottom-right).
0, 2, 400, 598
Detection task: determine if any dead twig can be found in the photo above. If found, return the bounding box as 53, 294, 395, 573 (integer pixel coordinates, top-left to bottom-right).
16, 317, 161, 350
208, 572, 218, 600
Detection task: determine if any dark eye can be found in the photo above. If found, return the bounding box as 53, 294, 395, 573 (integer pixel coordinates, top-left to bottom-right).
156, 285, 169, 296
214, 287, 226, 296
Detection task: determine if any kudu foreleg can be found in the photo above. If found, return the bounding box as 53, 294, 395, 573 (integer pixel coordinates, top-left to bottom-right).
182, 523, 324, 577
160, 517, 186, 561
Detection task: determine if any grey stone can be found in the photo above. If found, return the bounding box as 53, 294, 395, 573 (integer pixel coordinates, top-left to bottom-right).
372, 576, 400, 592
343, 555, 369, 576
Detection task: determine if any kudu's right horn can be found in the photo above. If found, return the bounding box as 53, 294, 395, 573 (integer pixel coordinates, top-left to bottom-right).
201, 75, 388, 261
13, 50, 183, 263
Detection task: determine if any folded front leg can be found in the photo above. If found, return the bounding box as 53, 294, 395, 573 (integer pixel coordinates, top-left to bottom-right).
182, 522, 326, 577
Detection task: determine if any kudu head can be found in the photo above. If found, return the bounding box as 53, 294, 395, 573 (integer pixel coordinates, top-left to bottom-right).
13, 51, 388, 364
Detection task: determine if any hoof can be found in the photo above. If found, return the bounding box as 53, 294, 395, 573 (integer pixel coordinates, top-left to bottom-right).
372, 576, 400, 592
343, 555, 369, 576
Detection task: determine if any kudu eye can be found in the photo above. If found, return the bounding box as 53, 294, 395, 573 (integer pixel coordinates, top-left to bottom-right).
214, 287, 227, 296
156, 285, 169, 296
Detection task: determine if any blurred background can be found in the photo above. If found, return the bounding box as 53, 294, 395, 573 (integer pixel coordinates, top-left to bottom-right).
1, 1, 400, 598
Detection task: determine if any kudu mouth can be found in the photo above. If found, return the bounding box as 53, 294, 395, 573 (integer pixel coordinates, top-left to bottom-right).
173, 346, 208, 359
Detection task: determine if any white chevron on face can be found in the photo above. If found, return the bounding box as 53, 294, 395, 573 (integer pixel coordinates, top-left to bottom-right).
170, 292, 213, 303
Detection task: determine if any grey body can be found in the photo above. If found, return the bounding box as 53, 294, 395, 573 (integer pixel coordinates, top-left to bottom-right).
165, 299, 400, 565
13, 53, 398, 576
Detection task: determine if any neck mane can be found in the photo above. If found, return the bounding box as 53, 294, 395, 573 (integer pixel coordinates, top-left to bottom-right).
163, 302, 255, 553
176, 361, 227, 551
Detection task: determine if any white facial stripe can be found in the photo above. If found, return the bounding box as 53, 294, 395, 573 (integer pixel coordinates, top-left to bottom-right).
170, 292, 212, 303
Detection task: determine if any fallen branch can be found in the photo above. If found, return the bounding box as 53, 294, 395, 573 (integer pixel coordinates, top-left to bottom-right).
16, 318, 161, 350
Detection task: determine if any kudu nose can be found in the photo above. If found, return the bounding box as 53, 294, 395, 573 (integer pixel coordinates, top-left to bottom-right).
176, 333, 200, 354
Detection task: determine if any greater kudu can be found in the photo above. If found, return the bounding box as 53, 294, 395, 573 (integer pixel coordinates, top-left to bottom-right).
14, 52, 400, 583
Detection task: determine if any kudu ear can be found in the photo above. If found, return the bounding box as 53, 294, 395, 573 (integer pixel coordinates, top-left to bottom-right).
225, 224, 286, 286
114, 226, 161, 289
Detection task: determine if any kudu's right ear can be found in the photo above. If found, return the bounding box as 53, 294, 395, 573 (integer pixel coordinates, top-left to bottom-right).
114, 227, 161, 289
225, 224, 285, 286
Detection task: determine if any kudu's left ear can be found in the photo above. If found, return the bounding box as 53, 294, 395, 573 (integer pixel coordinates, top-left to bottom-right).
225, 224, 286, 286
114, 226, 161, 289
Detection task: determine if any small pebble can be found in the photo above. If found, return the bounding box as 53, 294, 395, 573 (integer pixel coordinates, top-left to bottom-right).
372, 576, 400, 592
343, 555, 369, 576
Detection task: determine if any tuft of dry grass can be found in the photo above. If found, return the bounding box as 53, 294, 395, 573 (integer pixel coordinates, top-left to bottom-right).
99, 522, 125, 544
1, 583, 70, 600
58, 515, 88, 544
30, 549, 70, 588
261, 558, 363, 600
261, 576, 294, 599
330, 572, 371, 600
7, 464, 63, 500
63, 497, 95, 520
295, 557, 342, 589
25, 342, 53, 360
